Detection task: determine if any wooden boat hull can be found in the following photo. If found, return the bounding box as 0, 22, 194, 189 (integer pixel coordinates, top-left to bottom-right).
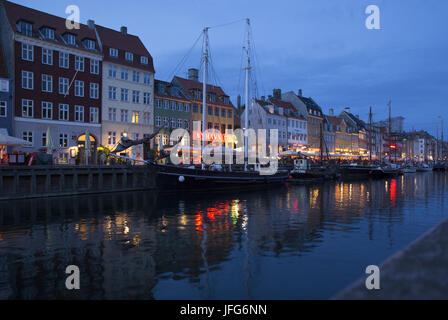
153, 164, 290, 191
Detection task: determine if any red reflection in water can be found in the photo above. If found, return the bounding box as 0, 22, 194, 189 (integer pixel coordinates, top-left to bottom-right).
390, 179, 397, 207
194, 202, 231, 231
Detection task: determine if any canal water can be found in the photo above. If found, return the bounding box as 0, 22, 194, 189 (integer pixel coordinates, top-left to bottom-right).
0, 172, 447, 300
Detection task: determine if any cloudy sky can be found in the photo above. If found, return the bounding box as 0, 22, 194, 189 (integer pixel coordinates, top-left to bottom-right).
13, 0, 448, 135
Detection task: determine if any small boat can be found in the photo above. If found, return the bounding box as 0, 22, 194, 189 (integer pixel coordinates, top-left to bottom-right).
289, 159, 340, 183
416, 163, 433, 172
401, 166, 417, 174
340, 163, 381, 178
433, 163, 447, 172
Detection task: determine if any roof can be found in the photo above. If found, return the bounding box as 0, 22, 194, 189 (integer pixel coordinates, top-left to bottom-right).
341, 110, 366, 130
173, 76, 233, 107
0, 48, 7, 78
95, 25, 155, 73
326, 115, 344, 127
154, 79, 190, 101
298, 96, 323, 115
3, 1, 100, 55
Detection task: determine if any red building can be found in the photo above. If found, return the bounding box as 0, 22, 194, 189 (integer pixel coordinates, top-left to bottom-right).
0, 0, 103, 164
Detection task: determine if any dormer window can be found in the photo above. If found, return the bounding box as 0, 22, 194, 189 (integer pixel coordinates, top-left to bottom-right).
223, 96, 229, 105
125, 52, 134, 62
64, 33, 76, 46
41, 27, 54, 40
18, 21, 33, 37
110, 48, 118, 58
83, 39, 95, 50
140, 56, 148, 65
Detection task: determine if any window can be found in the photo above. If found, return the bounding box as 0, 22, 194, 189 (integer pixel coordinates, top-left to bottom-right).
120, 109, 128, 122
59, 134, 68, 148
221, 109, 226, 117
184, 120, 190, 130
108, 108, 117, 121
193, 104, 198, 113
41, 132, 47, 147
132, 71, 140, 83
132, 91, 140, 103
141, 56, 148, 65
163, 117, 168, 127
132, 111, 139, 124
214, 108, 219, 116
228, 110, 233, 118
177, 102, 183, 112
177, 119, 183, 129
74, 80, 84, 97
164, 100, 169, 109
125, 52, 134, 62
208, 123, 213, 130
143, 73, 151, 85
110, 48, 118, 57
155, 116, 161, 127
143, 92, 151, 105
121, 88, 129, 102
90, 59, 99, 74
42, 27, 54, 40
59, 104, 69, 121
155, 99, 161, 108
64, 34, 76, 45
18, 21, 32, 37
121, 68, 129, 81
22, 99, 33, 117
22, 71, 34, 90
41, 74, 53, 92
108, 65, 117, 78
0, 101, 6, 117
170, 118, 176, 128
143, 112, 150, 125
23, 131, 33, 145
75, 56, 84, 71
109, 86, 117, 100
170, 100, 176, 111
88, 83, 99, 99
74, 106, 84, 122
84, 39, 95, 50
59, 52, 69, 68
41, 102, 53, 119
90, 107, 99, 123
59, 78, 69, 95
184, 104, 190, 112
42, 48, 53, 65
22, 44, 33, 61
208, 106, 212, 115
108, 132, 117, 145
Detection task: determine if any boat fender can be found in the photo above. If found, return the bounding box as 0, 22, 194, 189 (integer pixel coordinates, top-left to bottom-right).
179, 176, 185, 183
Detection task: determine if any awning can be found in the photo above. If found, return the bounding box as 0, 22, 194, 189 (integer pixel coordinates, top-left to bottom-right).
0, 129, 32, 146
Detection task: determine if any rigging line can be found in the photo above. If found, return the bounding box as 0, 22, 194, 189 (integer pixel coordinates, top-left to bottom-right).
165, 31, 203, 81
209, 18, 246, 30
250, 24, 265, 98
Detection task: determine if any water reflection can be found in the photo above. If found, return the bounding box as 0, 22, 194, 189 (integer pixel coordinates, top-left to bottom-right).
0, 173, 447, 299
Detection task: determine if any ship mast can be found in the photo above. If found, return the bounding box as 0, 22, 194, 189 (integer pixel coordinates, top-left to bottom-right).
244, 19, 251, 171
369, 106, 373, 163
388, 100, 392, 162
202, 27, 209, 169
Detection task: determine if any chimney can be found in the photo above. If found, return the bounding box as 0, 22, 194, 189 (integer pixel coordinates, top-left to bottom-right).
188, 68, 199, 82
120, 26, 128, 35
298, 89, 303, 97
87, 20, 95, 30
273, 89, 282, 100
344, 106, 351, 113
329, 108, 334, 116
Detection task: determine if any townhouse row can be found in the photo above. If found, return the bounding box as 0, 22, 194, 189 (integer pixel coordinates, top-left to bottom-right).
0, 0, 236, 164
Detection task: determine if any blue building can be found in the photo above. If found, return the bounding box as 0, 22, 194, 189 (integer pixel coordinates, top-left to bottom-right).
0, 48, 13, 136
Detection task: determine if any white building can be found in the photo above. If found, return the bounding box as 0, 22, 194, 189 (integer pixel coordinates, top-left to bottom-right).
95, 25, 155, 160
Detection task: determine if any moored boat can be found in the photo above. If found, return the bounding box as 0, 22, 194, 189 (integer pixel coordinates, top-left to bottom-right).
416, 163, 433, 172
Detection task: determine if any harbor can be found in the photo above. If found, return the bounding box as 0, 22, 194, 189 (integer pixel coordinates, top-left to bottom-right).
0, 170, 447, 299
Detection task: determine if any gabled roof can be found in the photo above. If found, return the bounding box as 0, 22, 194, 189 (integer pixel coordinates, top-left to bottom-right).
173, 76, 233, 107
3, 1, 100, 54
326, 115, 344, 127
95, 25, 155, 73
154, 79, 190, 101
298, 96, 323, 116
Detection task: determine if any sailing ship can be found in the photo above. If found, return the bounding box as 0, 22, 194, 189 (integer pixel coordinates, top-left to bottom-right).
110, 20, 289, 191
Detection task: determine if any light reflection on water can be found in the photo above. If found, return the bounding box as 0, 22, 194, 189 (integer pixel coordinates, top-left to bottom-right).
0, 172, 447, 300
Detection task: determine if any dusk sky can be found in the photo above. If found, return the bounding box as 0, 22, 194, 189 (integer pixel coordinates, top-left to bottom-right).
12, 0, 448, 135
